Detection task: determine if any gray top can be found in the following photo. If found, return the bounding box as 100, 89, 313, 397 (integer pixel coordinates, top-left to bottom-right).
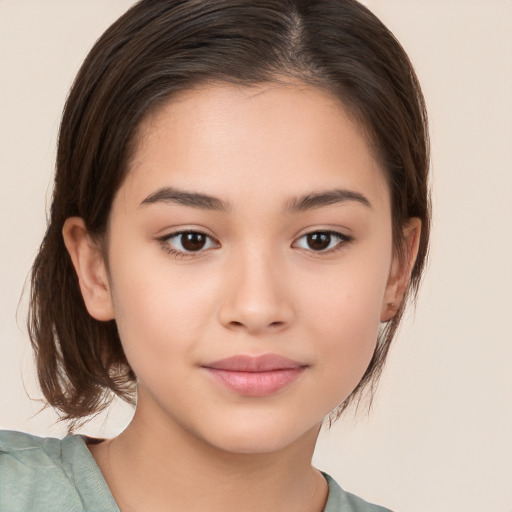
0, 430, 392, 511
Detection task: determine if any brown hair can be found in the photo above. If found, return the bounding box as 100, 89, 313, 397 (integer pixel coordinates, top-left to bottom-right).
28, 0, 430, 429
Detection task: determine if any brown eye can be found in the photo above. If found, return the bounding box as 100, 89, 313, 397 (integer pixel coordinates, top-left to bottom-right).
181, 232, 207, 251
163, 231, 218, 255
306, 232, 332, 251
293, 230, 351, 253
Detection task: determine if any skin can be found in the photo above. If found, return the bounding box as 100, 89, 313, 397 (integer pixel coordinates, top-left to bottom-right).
63, 81, 420, 512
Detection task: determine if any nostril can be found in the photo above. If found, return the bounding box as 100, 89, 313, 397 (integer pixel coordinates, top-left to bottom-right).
227, 320, 285, 330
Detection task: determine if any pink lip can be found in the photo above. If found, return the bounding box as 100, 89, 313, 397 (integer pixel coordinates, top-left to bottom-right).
202, 354, 307, 397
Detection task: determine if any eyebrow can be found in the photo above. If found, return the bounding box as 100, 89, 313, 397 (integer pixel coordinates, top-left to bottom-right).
140, 186, 230, 211
139, 186, 371, 213
285, 189, 372, 212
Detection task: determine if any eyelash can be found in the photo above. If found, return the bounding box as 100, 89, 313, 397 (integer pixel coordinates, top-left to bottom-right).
292, 230, 353, 254
158, 230, 219, 259
158, 229, 352, 259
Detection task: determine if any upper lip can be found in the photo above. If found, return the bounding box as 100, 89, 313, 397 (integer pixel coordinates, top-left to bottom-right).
203, 354, 306, 372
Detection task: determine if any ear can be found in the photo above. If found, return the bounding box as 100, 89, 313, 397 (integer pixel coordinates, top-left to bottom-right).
381, 217, 422, 322
62, 217, 115, 321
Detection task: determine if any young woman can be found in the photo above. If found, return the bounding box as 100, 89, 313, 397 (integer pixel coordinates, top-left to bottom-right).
0, 1, 430, 510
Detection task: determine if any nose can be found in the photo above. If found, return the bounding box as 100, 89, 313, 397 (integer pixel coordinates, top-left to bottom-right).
218, 246, 294, 335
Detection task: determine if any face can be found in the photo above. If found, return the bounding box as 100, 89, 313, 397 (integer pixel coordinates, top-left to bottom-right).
87, 82, 403, 454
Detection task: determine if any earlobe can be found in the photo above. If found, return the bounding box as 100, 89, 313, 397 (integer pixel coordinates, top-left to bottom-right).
381, 217, 422, 322
62, 217, 115, 321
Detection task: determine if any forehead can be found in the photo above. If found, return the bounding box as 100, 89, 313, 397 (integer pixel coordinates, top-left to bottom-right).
118, 81, 389, 212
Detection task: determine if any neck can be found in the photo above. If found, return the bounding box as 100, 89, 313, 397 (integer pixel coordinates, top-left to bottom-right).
89, 402, 328, 512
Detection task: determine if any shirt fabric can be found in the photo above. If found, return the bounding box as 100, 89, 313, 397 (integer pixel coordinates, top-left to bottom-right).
0, 430, 392, 512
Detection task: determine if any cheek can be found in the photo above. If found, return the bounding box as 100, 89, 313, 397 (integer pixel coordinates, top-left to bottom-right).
312, 287, 381, 375
107, 248, 216, 373
302, 247, 390, 330
299, 252, 391, 398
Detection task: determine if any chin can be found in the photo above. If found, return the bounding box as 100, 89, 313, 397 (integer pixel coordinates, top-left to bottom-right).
197, 416, 321, 456
208, 435, 297, 456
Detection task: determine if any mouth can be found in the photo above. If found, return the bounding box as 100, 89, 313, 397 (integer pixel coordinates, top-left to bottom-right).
201, 354, 308, 397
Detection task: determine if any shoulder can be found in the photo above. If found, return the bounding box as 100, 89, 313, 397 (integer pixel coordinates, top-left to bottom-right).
0, 429, 65, 456
0, 430, 83, 511
323, 472, 393, 512
0, 430, 118, 512
0, 429, 70, 476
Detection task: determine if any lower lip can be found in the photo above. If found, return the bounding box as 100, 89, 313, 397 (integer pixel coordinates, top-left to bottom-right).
204, 367, 306, 397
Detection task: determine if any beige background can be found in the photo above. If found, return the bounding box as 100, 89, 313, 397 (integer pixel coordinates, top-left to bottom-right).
1, 1, 511, 511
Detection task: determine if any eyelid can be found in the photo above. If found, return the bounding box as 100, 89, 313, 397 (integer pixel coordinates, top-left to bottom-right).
157, 228, 220, 258
156, 226, 352, 259
292, 229, 353, 253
